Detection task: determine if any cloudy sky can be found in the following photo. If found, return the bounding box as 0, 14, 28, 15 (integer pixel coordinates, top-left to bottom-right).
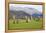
9, 4, 42, 13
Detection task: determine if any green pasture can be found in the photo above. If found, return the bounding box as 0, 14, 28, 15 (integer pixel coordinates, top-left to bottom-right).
8, 18, 43, 30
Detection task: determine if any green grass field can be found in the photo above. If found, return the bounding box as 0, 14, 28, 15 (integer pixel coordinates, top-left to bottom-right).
8, 18, 43, 30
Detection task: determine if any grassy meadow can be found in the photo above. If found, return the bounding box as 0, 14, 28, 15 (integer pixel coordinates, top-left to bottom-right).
8, 18, 43, 30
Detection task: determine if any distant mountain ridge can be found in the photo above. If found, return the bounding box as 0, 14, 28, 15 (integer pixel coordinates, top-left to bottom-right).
10, 11, 31, 19
9, 7, 43, 19
10, 7, 42, 15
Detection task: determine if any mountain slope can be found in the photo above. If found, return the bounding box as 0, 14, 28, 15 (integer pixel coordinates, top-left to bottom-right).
10, 7, 42, 15
9, 11, 31, 19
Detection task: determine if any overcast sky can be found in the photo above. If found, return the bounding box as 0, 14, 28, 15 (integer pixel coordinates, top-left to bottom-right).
9, 4, 42, 13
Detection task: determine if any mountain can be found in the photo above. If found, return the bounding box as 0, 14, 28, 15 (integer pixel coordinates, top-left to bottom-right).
10, 7, 42, 15
9, 7, 43, 18
9, 11, 31, 19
